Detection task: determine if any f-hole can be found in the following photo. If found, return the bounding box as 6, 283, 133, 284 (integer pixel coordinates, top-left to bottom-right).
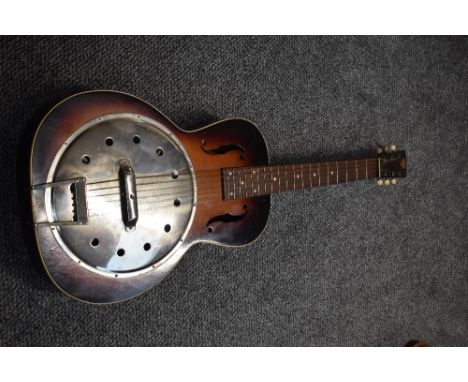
201, 143, 246, 156
206, 209, 248, 227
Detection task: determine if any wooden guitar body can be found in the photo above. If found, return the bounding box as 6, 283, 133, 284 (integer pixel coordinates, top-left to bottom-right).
30, 91, 270, 303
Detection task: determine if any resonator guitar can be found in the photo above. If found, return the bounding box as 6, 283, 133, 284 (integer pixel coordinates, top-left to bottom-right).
29, 91, 407, 303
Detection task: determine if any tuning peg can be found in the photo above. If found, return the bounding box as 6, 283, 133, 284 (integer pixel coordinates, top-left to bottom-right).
384, 145, 389, 152
377, 179, 384, 186
391, 178, 397, 185
384, 179, 391, 185
376, 146, 383, 154
390, 144, 397, 152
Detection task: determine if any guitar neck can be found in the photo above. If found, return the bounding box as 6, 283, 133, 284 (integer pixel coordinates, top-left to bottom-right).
222, 157, 378, 200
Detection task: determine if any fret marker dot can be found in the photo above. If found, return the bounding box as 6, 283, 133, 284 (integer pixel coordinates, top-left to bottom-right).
253, 189, 257, 193
273, 177, 277, 181
228, 172, 232, 176
240, 181, 244, 185
296, 174, 300, 178
313, 173, 317, 177
229, 192, 233, 196
252, 170, 256, 174
331, 171, 334, 175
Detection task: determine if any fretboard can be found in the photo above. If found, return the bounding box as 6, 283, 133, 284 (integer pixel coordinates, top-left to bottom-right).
222, 158, 378, 200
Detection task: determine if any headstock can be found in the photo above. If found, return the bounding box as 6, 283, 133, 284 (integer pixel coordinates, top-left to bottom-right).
376, 145, 407, 185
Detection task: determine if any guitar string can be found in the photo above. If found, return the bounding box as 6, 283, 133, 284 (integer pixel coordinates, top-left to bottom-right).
88, 171, 378, 212
85, 164, 380, 204
85, 159, 380, 197
87, 161, 378, 192
87, 167, 380, 205
86, 172, 380, 208
87, 171, 380, 217
85, 167, 380, 212
85, 158, 379, 191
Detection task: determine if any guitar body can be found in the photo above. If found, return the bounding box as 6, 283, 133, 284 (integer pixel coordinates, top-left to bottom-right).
30, 90, 270, 303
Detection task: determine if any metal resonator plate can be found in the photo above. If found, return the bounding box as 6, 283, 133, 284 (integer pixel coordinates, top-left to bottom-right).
45, 113, 195, 277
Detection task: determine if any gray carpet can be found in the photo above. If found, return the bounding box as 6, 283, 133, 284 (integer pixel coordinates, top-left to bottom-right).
1, 36, 467, 346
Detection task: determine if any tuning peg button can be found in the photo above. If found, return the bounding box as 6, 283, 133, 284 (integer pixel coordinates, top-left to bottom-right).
377, 179, 384, 186
390, 144, 397, 152
391, 178, 397, 185
376, 146, 383, 154
384, 179, 390, 185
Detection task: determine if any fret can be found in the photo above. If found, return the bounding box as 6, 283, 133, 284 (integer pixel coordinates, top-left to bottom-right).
250, 168, 253, 195
312, 163, 318, 187
245, 167, 248, 197
267, 166, 270, 194
274, 165, 278, 192
223, 169, 227, 199
225, 170, 229, 199
345, 160, 348, 182
335, 161, 339, 184
269, 166, 273, 194
326, 162, 330, 186
276, 166, 280, 193
250, 167, 254, 196
233, 168, 236, 199
283, 165, 287, 192
277, 165, 281, 192
329, 161, 335, 185
242, 167, 246, 197
295, 164, 299, 190
241, 169, 245, 197
232, 169, 239, 199
256, 168, 259, 195
253, 168, 258, 195
247, 168, 250, 197
271, 166, 275, 193
280, 165, 284, 191
301, 163, 304, 189
288, 165, 291, 191
285, 165, 289, 191
279, 165, 283, 192
272, 166, 276, 193
294, 164, 299, 190
238, 168, 242, 197
262, 166, 266, 195
291, 165, 294, 189
240, 167, 244, 197
309, 162, 312, 187
318, 162, 322, 186
227, 169, 231, 199
293, 164, 296, 190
